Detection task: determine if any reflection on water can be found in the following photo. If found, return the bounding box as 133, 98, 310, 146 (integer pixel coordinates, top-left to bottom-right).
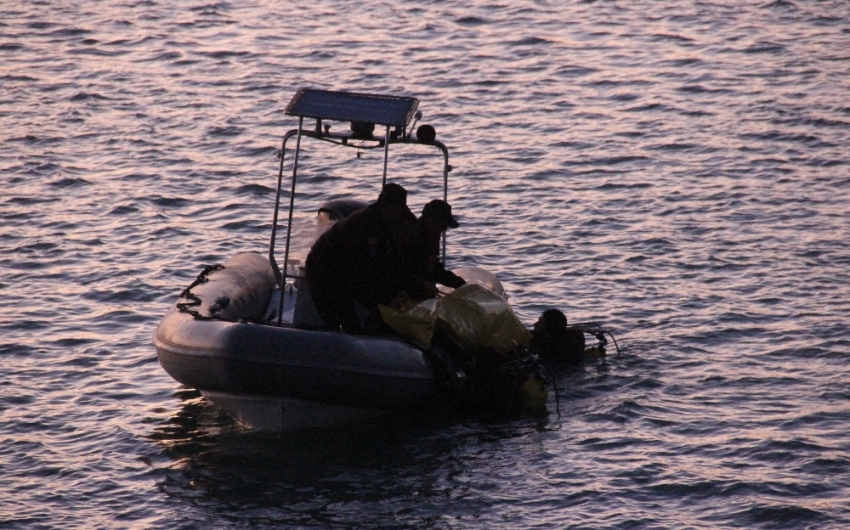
146, 353, 654, 528
150, 388, 575, 527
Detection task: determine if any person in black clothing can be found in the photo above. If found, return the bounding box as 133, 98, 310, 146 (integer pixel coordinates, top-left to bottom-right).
305, 183, 415, 332
529, 308, 586, 365
397, 199, 466, 301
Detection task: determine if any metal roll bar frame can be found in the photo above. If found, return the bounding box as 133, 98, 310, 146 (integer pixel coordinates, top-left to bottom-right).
267, 91, 452, 324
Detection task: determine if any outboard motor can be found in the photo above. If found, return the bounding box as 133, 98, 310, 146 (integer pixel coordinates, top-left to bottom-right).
315, 198, 368, 237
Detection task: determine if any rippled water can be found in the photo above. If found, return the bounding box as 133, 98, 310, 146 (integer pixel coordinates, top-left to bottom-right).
3, 1, 850, 528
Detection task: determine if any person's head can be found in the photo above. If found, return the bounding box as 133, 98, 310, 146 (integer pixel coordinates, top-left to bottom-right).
376, 183, 411, 221
533, 308, 567, 336
420, 199, 459, 235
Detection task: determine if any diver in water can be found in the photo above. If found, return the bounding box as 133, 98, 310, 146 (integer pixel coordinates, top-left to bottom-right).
529, 308, 586, 365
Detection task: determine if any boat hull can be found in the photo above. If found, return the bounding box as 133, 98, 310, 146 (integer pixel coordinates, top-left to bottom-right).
200, 391, 386, 432
153, 253, 438, 431
155, 308, 436, 407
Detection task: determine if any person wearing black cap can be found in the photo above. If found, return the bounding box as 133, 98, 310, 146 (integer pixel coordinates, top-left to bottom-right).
396, 199, 466, 301
305, 183, 415, 332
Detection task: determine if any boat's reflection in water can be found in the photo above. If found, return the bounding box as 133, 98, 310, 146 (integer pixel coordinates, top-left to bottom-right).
148, 387, 554, 520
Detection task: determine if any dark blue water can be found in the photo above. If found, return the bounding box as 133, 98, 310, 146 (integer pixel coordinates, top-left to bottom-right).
2, 1, 850, 528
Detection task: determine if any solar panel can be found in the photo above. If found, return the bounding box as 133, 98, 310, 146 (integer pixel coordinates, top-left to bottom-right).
284, 88, 420, 128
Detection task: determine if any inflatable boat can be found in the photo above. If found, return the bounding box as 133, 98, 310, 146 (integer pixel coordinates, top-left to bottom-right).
153, 89, 615, 431
153, 89, 513, 431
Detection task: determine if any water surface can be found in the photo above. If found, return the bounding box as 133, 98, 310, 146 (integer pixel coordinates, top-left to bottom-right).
2, 1, 850, 528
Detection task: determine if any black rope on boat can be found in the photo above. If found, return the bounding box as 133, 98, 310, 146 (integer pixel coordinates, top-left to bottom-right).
175, 263, 225, 320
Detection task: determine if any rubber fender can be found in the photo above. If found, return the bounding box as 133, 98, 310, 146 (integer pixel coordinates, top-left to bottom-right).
182, 252, 276, 322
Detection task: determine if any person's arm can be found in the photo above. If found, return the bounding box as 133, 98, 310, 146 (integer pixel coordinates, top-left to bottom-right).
433, 261, 466, 289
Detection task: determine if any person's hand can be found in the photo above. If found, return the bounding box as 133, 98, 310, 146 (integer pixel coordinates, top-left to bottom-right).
421, 281, 439, 298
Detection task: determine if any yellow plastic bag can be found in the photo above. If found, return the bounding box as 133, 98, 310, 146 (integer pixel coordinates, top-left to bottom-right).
379, 284, 530, 353
378, 297, 439, 346
436, 284, 530, 353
